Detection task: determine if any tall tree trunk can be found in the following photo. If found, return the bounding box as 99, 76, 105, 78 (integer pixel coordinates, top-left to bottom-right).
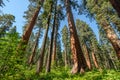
28, 27, 41, 65
64, 47, 68, 68
100, 20, 120, 60
52, 24, 58, 65
82, 43, 92, 70
44, 47, 49, 67
106, 52, 117, 69
21, 0, 44, 46
46, 1, 57, 72
65, 0, 87, 74
92, 52, 99, 68
36, 3, 53, 74
109, 0, 120, 17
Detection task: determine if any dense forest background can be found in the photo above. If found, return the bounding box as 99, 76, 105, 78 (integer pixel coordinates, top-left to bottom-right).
0, 0, 120, 80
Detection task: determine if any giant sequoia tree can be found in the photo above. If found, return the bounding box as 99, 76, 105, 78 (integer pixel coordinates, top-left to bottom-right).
64, 0, 87, 74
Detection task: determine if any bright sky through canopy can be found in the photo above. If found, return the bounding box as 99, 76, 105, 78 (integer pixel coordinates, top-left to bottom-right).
0, 0, 29, 35
0, 0, 99, 40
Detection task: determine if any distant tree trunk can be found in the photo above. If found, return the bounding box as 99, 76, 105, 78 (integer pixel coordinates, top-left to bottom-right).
36, 3, 53, 74
65, 0, 87, 74
101, 21, 120, 60
109, 0, 120, 17
104, 51, 117, 69
82, 43, 92, 70
28, 27, 41, 65
44, 48, 49, 67
92, 52, 99, 68
64, 47, 68, 68
46, 1, 57, 72
19, 0, 44, 50
52, 24, 58, 65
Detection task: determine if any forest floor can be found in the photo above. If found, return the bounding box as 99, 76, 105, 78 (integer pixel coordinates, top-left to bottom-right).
39, 67, 120, 80
2, 66, 120, 80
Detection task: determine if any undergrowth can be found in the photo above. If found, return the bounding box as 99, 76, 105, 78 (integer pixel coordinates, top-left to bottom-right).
1, 66, 120, 80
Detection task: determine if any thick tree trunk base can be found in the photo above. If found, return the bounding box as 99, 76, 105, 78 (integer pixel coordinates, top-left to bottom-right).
71, 65, 85, 74
71, 65, 79, 74
80, 67, 85, 74
70, 63, 80, 74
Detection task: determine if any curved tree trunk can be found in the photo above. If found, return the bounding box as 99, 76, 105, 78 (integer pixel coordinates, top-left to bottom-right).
65, 0, 87, 74
100, 20, 120, 60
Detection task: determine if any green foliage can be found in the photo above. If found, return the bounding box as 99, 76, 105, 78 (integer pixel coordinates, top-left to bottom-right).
0, 14, 15, 37
40, 68, 120, 80
0, 32, 20, 79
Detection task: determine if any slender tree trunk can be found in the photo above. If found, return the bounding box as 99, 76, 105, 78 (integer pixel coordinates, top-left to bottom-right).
64, 47, 68, 68
20, 0, 44, 49
36, 3, 53, 74
46, 1, 57, 72
104, 51, 117, 69
101, 21, 120, 60
52, 19, 59, 66
65, 0, 87, 74
28, 27, 41, 65
108, 53, 118, 70
82, 43, 92, 70
52, 25, 58, 65
52, 38, 56, 65
92, 52, 99, 68
44, 48, 49, 67
109, 0, 120, 17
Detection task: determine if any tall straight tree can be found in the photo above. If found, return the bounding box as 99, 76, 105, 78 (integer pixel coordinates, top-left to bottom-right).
19, 0, 44, 50
36, 0, 53, 74
52, 20, 58, 66
62, 25, 70, 68
46, 0, 57, 73
64, 0, 87, 74
52, 4, 65, 66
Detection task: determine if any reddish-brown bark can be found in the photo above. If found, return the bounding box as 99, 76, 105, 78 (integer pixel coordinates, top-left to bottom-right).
52, 26, 57, 64
22, 0, 44, 45
65, 0, 87, 74
92, 52, 99, 68
52, 19, 59, 66
83, 44, 92, 70
102, 22, 120, 60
